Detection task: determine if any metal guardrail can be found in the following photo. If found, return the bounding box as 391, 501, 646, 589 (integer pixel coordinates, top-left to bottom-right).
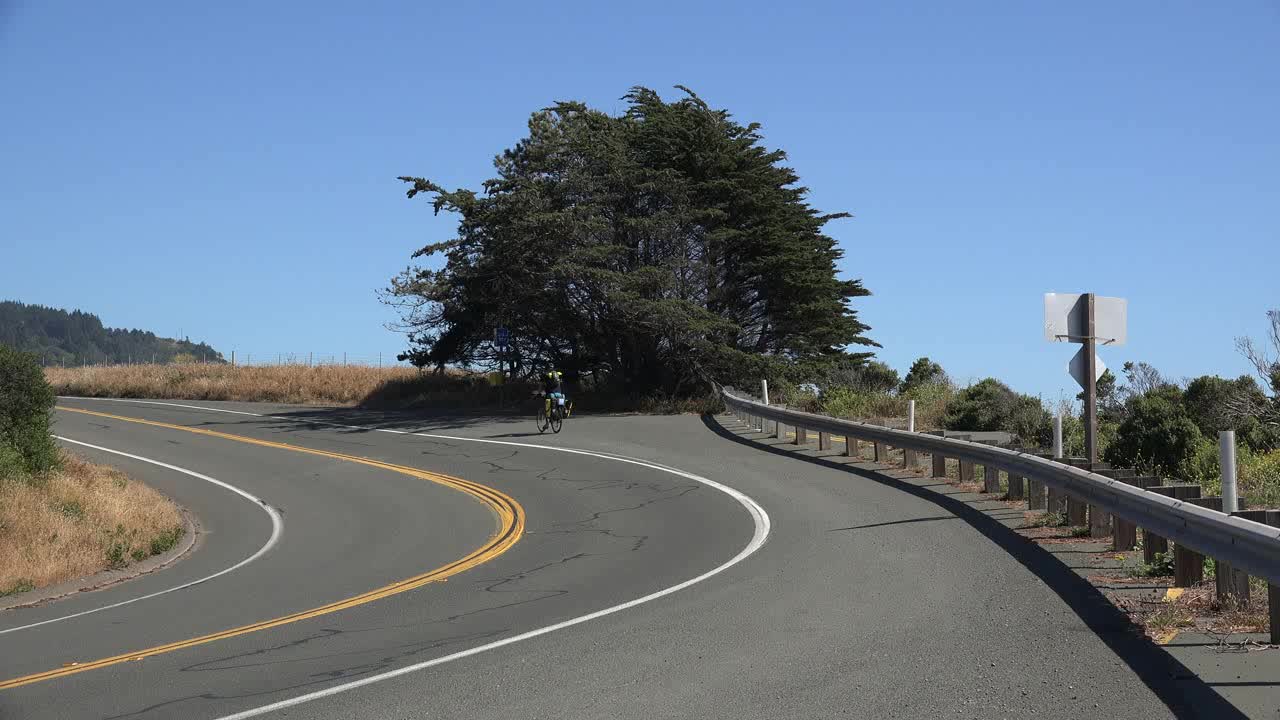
721, 388, 1280, 586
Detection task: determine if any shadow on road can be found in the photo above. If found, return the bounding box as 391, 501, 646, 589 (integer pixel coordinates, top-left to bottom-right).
701, 413, 1245, 720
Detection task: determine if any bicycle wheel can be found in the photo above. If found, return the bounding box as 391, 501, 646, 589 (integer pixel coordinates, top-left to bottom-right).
549, 408, 563, 434
535, 406, 548, 433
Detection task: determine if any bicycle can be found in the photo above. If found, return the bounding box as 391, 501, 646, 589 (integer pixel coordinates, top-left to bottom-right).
535, 391, 573, 434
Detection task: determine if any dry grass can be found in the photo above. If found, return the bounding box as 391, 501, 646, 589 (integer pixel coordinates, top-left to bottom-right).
1113, 580, 1271, 643
45, 363, 720, 414
0, 451, 184, 596
46, 363, 421, 407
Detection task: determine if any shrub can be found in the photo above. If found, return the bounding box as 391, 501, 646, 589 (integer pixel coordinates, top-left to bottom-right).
943, 378, 1050, 445
0, 344, 60, 478
1240, 450, 1280, 508
1104, 385, 1204, 476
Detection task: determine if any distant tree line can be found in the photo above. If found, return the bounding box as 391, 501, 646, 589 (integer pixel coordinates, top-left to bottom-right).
0, 301, 224, 366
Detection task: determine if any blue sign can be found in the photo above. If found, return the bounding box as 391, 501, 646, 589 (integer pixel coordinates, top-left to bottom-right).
495, 327, 510, 349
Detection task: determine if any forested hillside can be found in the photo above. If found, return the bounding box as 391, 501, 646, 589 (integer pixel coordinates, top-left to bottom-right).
0, 301, 224, 365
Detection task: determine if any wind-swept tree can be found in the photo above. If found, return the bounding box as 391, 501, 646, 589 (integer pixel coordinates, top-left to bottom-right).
385, 86, 874, 396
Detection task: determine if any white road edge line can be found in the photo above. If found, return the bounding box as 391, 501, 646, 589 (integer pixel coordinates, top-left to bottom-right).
0, 436, 284, 636
57, 398, 770, 720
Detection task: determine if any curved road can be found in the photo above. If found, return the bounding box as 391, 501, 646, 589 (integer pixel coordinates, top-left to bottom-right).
0, 398, 1230, 718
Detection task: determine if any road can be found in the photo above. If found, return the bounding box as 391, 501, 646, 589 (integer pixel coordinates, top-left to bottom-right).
0, 398, 1235, 719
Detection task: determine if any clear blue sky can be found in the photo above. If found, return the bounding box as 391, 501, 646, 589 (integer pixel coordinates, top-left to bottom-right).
3, 1, 1277, 401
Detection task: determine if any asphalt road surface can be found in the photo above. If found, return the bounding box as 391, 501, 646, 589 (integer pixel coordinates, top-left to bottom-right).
0, 398, 1239, 719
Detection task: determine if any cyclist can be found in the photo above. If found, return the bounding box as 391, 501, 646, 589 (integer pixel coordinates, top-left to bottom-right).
542, 370, 567, 419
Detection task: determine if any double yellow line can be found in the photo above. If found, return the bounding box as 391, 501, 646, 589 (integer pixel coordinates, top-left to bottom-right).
0, 406, 524, 690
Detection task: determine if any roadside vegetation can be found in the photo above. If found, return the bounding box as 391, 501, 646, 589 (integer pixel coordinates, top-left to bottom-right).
46, 362, 420, 407
1, 346, 185, 597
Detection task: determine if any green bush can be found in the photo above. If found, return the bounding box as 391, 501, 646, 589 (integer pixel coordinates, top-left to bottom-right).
1104, 385, 1202, 476
0, 345, 60, 479
942, 378, 1050, 445
1240, 450, 1280, 508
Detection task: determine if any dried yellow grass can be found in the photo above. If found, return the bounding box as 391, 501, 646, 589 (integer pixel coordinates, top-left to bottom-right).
45, 363, 422, 406
0, 451, 185, 595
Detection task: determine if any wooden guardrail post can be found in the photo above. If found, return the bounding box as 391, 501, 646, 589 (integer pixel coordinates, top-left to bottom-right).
873, 441, 887, 463
902, 448, 918, 470
1148, 484, 1202, 586
818, 431, 831, 451
931, 453, 946, 478
1028, 478, 1047, 510
1007, 474, 1025, 501
1267, 510, 1280, 645
1064, 458, 1102, 527
1107, 473, 1149, 551
1222, 509, 1267, 605
844, 436, 857, 457
795, 427, 806, 445
1066, 496, 1088, 526
958, 460, 975, 485
982, 466, 1001, 494
1089, 468, 1134, 540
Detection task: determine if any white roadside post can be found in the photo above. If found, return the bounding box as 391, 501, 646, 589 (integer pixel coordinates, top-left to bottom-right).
761, 379, 772, 435
1221, 431, 1238, 513
907, 400, 916, 433
1217, 429, 1251, 603
1053, 413, 1063, 459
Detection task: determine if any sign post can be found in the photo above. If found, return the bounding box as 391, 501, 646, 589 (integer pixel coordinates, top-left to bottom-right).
495, 326, 511, 408
1083, 294, 1098, 465
1045, 293, 1126, 467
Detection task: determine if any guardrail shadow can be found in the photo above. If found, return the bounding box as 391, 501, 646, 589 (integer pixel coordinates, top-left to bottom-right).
701, 413, 1245, 720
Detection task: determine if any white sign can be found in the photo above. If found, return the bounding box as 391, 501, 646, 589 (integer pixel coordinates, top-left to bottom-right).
1044, 293, 1127, 346
1068, 346, 1107, 389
